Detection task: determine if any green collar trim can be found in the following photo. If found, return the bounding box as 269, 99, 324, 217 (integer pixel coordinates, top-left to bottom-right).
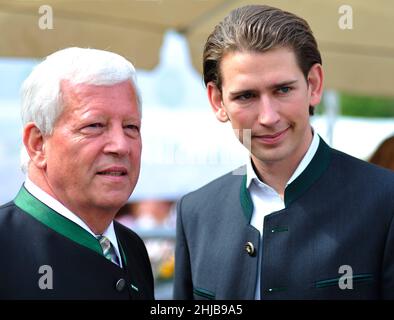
284, 137, 331, 207
240, 175, 254, 223
14, 186, 103, 256
240, 137, 332, 221
119, 241, 128, 266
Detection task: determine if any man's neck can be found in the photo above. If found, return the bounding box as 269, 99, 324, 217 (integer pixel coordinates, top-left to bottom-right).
27, 168, 115, 235
76, 212, 114, 235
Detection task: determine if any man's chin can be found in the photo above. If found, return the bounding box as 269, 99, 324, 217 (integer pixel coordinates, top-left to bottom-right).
95, 194, 131, 210
251, 148, 288, 164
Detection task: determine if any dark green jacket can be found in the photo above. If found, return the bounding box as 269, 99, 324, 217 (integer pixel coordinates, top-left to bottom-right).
0, 187, 154, 300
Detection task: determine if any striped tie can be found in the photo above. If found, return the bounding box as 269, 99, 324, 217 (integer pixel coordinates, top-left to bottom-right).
97, 235, 120, 266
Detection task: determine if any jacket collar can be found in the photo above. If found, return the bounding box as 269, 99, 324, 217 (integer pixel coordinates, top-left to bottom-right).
240, 136, 332, 223
14, 186, 128, 265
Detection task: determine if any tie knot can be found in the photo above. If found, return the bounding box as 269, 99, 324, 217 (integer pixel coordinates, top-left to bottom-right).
97, 235, 120, 266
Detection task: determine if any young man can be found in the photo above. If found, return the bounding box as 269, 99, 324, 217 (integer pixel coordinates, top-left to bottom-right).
174, 5, 394, 300
0, 47, 154, 299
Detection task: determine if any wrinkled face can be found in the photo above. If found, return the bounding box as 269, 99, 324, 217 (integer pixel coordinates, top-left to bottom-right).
43, 80, 142, 216
208, 47, 322, 167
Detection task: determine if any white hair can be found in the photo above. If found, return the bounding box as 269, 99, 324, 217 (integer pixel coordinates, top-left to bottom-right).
20, 47, 142, 173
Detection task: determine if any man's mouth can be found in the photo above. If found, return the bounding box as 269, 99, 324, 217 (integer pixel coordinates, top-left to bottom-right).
97, 167, 128, 176
260, 127, 290, 139
254, 126, 290, 144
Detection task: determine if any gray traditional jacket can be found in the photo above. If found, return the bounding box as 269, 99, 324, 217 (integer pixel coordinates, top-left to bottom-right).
174, 139, 394, 300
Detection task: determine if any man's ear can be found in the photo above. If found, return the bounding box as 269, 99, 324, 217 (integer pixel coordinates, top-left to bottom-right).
23, 123, 47, 169
207, 82, 229, 122
307, 63, 324, 108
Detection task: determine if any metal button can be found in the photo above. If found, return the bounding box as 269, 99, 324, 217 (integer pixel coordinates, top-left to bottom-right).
245, 241, 255, 256
116, 278, 126, 292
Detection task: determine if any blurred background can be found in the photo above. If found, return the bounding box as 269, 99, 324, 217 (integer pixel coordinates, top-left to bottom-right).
1, 0, 394, 298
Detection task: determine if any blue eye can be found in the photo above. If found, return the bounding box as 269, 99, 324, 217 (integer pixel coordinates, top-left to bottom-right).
88, 123, 103, 128
125, 125, 139, 131
278, 86, 291, 94
125, 125, 140, 137
80, 123, 105, 135
236, 92, 255, 101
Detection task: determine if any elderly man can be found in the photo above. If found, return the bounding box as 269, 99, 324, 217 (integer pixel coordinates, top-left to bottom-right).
174, 5, 394, 300
0, 47, 154, 299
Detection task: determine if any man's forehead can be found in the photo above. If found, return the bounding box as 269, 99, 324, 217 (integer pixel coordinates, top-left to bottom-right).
220, 48, 302, 89
60, 79, 134, 96
58, 80, 140, 121
221, 47, 298, 70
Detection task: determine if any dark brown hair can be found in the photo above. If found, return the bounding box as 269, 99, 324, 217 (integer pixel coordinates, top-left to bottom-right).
369, 136, 394, 170
203, 5, 322, 115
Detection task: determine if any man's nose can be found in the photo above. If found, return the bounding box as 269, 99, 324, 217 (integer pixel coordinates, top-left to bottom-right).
258, 96, 280, 126
104, 126, 131, 156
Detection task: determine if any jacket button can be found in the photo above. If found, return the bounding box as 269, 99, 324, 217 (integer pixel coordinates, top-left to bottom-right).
116, 278, 126, 292
245, 241, 255, 256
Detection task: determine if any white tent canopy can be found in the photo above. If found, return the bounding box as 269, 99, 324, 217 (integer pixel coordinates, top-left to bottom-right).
0, 0, 394, 97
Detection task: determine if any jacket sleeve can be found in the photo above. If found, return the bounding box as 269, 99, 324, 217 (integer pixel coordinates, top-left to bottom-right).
173, 197, 194, 299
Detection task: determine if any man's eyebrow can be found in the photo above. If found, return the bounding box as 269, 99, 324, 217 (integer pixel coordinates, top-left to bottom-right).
228, 80, 299, 96
124, 117, 141, 123
228, 89, 252, 96
269, 80, 298, 89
